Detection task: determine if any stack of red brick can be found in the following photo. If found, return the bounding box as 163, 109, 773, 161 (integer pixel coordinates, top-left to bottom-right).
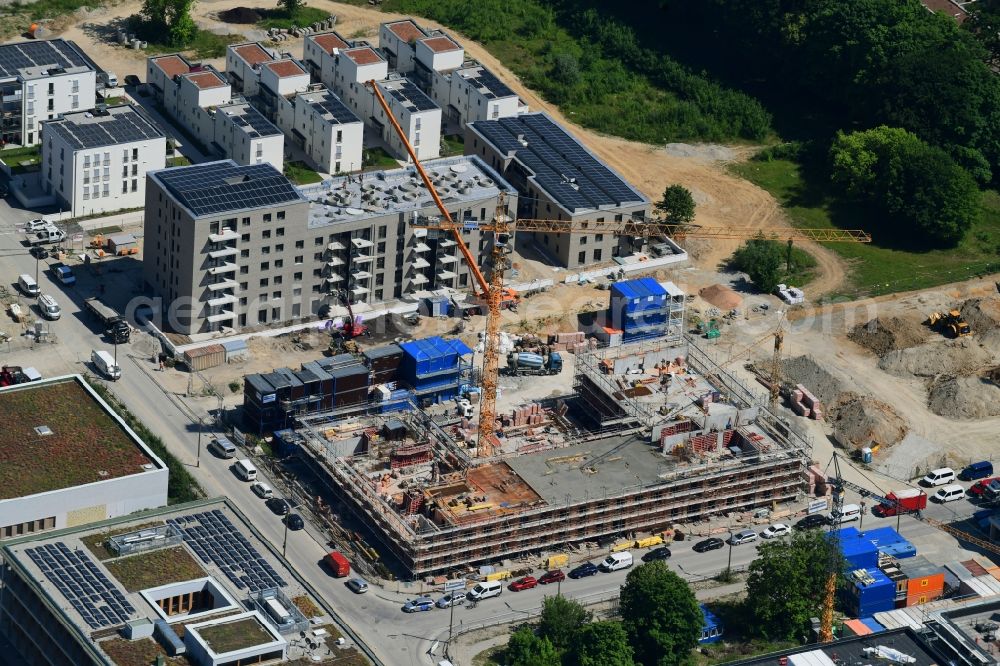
791, 383, 824, 420
502, 403, 547, 428
547, 332, 596, 354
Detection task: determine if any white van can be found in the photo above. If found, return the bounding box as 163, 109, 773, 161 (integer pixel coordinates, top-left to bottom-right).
599, 552, 634, 572
37, 293, 61, 320
466, 580, 503, 601
922, 467, 956, 487
831, 503, 861, 524
91, 349, 121, 380
234, 459, 257, 482
18, 273, 39, 297
209, 437, 237, 458
933, 484, 965, 503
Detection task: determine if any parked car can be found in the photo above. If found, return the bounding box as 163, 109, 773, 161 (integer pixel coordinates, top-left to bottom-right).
538, 570, 565, 585
402, 597, 435, 613
284, 513, 304, 530
267, 498, 291, 515
761, 523, 791, 539
24, 219, 48, 232
796, 514, 831, 530
250, 481, 273, 499
933, 484, 965, 503
969, 477, 1000, 496
921, 467, 956, 487
693, 538, 725, 553
436, 591, 466, 608
641, 547, 672, 562
345, 578, 369, 594
29, 246, 49, 259
729, 529, 758, 546
568, 562, 599, 579
960, 461, 994, 481
509, 576, 537, 591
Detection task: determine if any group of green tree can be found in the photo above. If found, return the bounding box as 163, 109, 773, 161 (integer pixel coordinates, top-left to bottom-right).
137, 0, 302, 47
662, 0, 1000, 248
501, 530, 841, 665
504, 562, 702, 666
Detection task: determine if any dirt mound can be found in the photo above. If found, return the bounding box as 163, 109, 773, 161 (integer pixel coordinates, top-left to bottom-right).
848, 317, 928, 357
878, 338, 993, 378
959, 297, 1000, 333
829, 393, 909, 450
219, 6, 262, 23
928, 374, 1000, 419
698, 284, 742, 310
780, 355, 844, 404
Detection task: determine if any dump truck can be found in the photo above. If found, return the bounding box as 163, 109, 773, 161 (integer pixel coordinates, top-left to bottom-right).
871, 488, 927, 517
928, 310, 971, 338
84, 296, 130, 343
25, 226, 66, 246
324, 551, 350, 577
505, 352, 563, 376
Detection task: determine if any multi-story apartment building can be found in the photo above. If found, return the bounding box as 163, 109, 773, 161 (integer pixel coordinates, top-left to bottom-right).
275, 86, 363, 174
302, 30, 351, 81
213, 101, 284, 171
149, 56, 231, 148
467, 112, 650, 269
41, 104, 165, 216
378, 20, 426, 74
0, 39, 97, 147
225, 42, 278, 96
143, 155, 515, 334
410, 34, 464, 91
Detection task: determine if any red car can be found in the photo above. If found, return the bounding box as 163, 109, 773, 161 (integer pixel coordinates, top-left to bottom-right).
970, 477, 1000, 496
509, 576, 538, 591
538, 570, 565, 585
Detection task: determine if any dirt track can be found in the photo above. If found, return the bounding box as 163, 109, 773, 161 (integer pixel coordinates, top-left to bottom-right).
31, 0, 848, 295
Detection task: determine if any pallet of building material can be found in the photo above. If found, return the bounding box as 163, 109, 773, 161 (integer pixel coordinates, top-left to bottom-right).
810, 407, 824, 421
796, 384, 820, 408
792, 400, 809, 416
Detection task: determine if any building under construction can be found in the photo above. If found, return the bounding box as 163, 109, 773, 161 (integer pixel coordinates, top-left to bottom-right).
293, 337, 811, 577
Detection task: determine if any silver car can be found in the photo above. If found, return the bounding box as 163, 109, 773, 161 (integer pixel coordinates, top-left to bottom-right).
729, 529, 758, 545
436, 591, 466, 608
345, 578, 369, 594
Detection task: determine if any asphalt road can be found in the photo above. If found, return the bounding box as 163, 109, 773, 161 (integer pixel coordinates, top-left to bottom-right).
0, 199, 991, 666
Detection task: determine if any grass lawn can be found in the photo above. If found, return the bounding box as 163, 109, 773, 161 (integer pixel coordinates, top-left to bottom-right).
198, 616, 274, 653
362, 147, 399, 171
292, 595, 322, 618
0, 0, 100, 39
284, 161, 323, 185
167, 155, 192, 167
145, 30, 242, 60
81, 521, 163, 560
257, 6, 329, 30
731, 158, 1000, 298
104, 546, 204, 591
102, 95, 125, 105
472, 645, 504, 666
441, 134, 465, 157
1, 145, 41, 168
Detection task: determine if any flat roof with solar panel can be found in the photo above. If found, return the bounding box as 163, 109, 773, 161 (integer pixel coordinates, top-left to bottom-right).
42, 105, 164, 151
299, 88, 360, 126
456, 64, 516, 100
0, 38, 93, 81
380, 76, 438, 113
216, 102, 282, 139
150, 160, 307, 218
469, 112, 648, 215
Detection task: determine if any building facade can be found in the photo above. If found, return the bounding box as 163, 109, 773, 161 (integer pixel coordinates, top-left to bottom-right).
378, 20, 426, 74
275, 86, 363, 174
225, 42, 278, 97
0, 39, 97, 147
213, 101, 284, 171
302, 31, 351, 81
41, 104, 165, 216
467, 112, 651, 268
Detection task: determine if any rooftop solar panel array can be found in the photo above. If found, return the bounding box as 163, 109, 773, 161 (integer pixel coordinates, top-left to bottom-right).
384, 78, 438, 112
226, 105, 281, 138
155, 162, 303, 217
24, 542, 135, 630
169, 510, 287, 593
0, 40, 89, 79
47, 108, 164, 150
309, 91, 360, 125
463, 67, 515, 100
470, 114, 645, 213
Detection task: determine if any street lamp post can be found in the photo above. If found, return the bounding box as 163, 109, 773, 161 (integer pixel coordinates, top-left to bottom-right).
196, 417, 203, 468
282, 511, 289, 558
726, 527, 734, 576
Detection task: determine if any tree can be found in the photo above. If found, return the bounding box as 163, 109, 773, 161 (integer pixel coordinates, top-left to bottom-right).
277, 0, 303, 15
139, 0, 197, 46
655, 184, 696, 224
730, 237, 783, 293
538, 595, 591, 652
619, 562, 702, 666
568, 621, 634, 666
505, 627, 561, 666
745, 529, 844, 641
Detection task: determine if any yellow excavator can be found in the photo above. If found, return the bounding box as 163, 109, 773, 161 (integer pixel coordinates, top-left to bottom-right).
927, 309, 971, 338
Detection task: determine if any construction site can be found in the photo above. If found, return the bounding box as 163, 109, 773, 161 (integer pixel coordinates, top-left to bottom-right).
290, 332, 811, 577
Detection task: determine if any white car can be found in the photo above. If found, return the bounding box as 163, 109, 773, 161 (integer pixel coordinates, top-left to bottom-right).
24, 219, 48, 232
250, 481, 273, 499
761, 523, 791, 539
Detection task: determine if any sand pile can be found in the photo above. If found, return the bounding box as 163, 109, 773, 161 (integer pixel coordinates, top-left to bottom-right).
959, 297, 1000, 333
699, 284, 742, 310
829, 393, 909, 450
780, 355, 845, 404
928, 374, 1000, 419
878, 338, 993, 378
848, 317, 928, 357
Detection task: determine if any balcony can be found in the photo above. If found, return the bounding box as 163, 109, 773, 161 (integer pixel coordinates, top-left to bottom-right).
352, 270, 372, 280
209, 228, 239, 243
410, 274, 430, 285
351, 286, 370, 296
411, 242, 431, 253
325, 275, 344, 284
351, 253, 374, 263
437, 270, 457, 280
350, 238, 374, 249
207, 293, 238, 307
326, 256, 345, 267
208, 262, 238, 275
437, 254, 458, 264
411, 257, 430, 269
328, 240, 346, 251
439, 238, 456, 248
206, 309, 236, 323
208, 279, 239, 291
208, 246, 238, 259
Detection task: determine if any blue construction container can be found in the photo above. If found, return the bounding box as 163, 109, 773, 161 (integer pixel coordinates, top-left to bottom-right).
848, 567, 896, 617
878, 541, 916, 559
699, 604, 724, 644
861, 617, 885, 633
609, 278, 670, 337
398, 337, 472, 384
832, 527, 879, 571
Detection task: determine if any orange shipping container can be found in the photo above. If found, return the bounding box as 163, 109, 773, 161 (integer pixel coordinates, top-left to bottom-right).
906, 588, 943, 607
905, 573, 944, 599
